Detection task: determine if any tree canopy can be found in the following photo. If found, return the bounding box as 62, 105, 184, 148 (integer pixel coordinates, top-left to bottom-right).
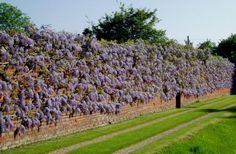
214, 34, 236, 63
0, 2, 32, 32
83, 4, 168, 44
198, 39, 216, 51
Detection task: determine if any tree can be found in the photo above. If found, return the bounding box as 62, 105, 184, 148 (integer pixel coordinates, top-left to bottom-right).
0, 2, 32, 32
198, 39, 216, 50
83, 4, 168, 44
214, 34, 236, 63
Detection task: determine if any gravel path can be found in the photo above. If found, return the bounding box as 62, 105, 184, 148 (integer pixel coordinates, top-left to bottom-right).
113, 103, 236, 154
48, 98, 231, 154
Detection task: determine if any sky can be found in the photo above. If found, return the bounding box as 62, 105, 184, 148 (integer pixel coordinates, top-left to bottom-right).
2, 0, 236, 46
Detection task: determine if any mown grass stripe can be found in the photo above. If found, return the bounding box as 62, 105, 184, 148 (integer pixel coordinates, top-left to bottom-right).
157, 108, 236, 154
115, 104, 236, 154
131, 106, 236, 154
68, 97, 236, 154
49, 96, 234, 154
2, 95, 233, 154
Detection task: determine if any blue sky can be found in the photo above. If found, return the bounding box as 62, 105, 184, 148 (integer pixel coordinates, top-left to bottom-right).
2, 0, 236, 45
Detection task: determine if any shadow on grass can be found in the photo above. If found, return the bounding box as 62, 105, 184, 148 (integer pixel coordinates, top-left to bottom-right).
184, 106, 197, 109
225, 115, 236, 118
199, 106, 236, 119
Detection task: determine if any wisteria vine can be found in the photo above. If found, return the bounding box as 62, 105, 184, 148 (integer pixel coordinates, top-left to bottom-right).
0, 27, 234, 136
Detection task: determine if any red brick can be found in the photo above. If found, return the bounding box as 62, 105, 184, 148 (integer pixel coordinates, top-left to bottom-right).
0, 88, 230, 150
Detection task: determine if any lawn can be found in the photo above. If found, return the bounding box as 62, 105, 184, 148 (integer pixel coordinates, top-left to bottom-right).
132, 106, 236, 154
157, 109, 236, 154
68, 96, 236, 154
2, 95, 236, 154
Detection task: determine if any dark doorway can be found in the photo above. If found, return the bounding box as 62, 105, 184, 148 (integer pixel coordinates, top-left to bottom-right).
176, 92, 181, 108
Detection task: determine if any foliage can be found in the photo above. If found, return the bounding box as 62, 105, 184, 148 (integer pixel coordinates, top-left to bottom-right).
198, 39, 216, 51
83, 4, 168, 44
214, 34, 236, 63
0, 2, 32, 32
0, 28, 234, 136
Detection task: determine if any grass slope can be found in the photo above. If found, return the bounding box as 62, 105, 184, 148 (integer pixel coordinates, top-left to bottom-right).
1, 105, 186, 154
1, 95, 234, 154
68, 96, 236, 154
158, 110, 236, 154
131, 106, 236, 154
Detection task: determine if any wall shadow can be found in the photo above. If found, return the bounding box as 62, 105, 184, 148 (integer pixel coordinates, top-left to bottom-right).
199, 106, 236, 119
225, 115, 236, 118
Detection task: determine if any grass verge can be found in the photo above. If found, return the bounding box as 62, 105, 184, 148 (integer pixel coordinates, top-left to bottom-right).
157, 108, 236, 154
131, 106, 236, 154
68, 96, 236, 154
1, 95, 233, 154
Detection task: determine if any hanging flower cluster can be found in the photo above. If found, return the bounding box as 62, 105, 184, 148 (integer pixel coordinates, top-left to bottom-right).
0, 27, 234, 136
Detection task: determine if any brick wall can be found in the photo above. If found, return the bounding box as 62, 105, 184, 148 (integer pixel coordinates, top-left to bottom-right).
0, 88, 230, 150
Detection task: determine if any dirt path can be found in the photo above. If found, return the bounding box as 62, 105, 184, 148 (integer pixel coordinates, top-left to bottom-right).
113, 103, 236, 154
48, 98, 231, 154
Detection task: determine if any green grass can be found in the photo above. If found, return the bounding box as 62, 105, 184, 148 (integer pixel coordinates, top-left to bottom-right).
1, 105, 186, 154
186, 95, 229, 108
2, 95, 234, 154
131, 106, 236, 154
68, 96, 236, 154
157, 108, 236, 154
